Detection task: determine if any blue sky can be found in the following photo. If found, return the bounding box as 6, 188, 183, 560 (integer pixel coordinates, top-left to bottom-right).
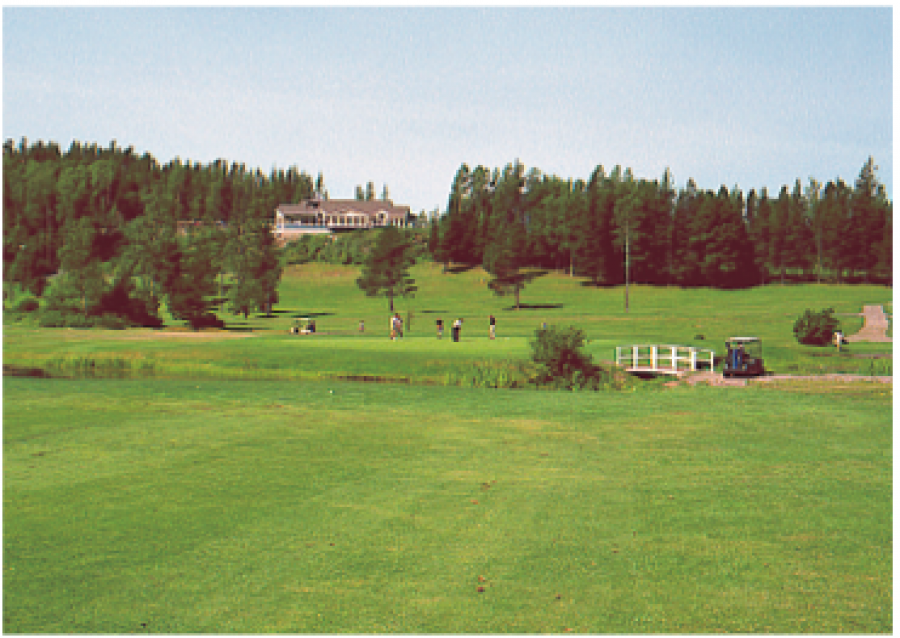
3, 6, 893, 213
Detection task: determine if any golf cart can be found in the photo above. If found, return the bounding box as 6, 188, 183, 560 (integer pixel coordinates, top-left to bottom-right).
290, 318, 316, 335
723, 337, 764, 377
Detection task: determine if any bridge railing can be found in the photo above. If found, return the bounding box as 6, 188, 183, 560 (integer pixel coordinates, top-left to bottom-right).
615, 345, 716, 373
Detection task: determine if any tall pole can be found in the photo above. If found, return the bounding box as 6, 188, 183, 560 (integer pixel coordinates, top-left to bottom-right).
624, 219, 630, 313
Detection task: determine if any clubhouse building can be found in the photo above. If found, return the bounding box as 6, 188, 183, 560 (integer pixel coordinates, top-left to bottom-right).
274, 198, 413, 242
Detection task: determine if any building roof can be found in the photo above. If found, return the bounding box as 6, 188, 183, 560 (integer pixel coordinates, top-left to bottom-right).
277, 199, 410, 218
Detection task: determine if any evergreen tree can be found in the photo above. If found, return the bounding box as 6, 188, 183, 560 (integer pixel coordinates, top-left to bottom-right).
802, 179, 825, 282
820, 179, 853, 282
770, 186, 790, 283
356, 226, 417, 312
56, 216, 106, 314
439, 164, 477, 266
126, 187, 179, 302
224, 212, 283, 318
690, 187, 758, 288
670, 178, 704, 286
484, 221, 529, 310
849, 157, 890, 281
576, 165, 618, 285
628, 177, 672, 285
784, 179, 815, 277
745, 188, 772, 285
160, 227, 222, 329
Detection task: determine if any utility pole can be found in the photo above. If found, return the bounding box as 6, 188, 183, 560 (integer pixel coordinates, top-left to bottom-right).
624, 217, 630, 313
615, 194, 635, 314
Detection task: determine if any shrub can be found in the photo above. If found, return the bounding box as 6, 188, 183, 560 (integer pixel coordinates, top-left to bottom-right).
38, 310, 95, 328
94, 279, 163, 328
282, 230, 430, 267
4, 282, 41, 314
14, 296, 41, 313
793, 307, 842, 346
188, 313, 226, 330
37, 273, 164, 328
282, 235, 332, 265
530, 325, 594, 386
529, 325, 632, 390
96, 314, 128, 330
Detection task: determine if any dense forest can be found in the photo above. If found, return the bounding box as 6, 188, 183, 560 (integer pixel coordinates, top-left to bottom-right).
2, 138, 320, 327
2, 137, 892, 328
432, 159, 892, 290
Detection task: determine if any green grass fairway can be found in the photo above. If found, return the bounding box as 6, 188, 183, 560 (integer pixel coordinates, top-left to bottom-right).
3, 376, 891, 633
2, 263, 893, 380
3, 264, 892, 632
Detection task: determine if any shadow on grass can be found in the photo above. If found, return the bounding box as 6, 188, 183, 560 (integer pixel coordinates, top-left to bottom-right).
222, 324, 256, 332
504, 303, 564, 311
289, 311, 336, 319
445, 264, 478, 274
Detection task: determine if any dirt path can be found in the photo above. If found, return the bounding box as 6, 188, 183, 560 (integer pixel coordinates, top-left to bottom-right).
682, 371, 891, 387
845, 305, 892, 343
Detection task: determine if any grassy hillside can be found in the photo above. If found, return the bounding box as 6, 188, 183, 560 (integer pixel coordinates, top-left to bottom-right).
3, 263, 892, 379
3, 265, 892, 632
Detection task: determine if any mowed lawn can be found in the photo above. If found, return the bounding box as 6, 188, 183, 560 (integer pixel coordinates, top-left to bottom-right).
2, 263, 893, 379
3, 376, 891, 633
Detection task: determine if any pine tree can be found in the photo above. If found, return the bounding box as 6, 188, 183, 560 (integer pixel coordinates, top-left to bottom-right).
356, 226, 417, 312
849, 157, 890, 281
783, 179, 815, 277
484, 223, 529, 310
225, 212, 283, 318
56, 216, 105, 314
161, 227, 222, 329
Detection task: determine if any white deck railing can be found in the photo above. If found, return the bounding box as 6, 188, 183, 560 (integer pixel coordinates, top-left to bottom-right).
615, 344, 715, 374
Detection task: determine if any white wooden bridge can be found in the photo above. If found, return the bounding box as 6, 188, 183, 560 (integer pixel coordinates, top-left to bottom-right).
615, 344, 716, 376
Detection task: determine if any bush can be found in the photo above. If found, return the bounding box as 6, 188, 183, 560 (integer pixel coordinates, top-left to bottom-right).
529, 325, 631, 390
37, 272, 164, 329
4, 282, 41, 314
530, 325, 594, 387
96, 314, 128, 330
793, 307, 842, 346
94, 279, 163, 328
38, 310, 95, 328
282, 235, 332, 264
16, 297, 41, 313
188, 313, 225, 330
282, 230, 430, 267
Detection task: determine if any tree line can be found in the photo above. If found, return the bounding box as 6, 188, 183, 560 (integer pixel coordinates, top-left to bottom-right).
430, 158, 892, 294
3, 138, 327, 327
3, 137, 892, 328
